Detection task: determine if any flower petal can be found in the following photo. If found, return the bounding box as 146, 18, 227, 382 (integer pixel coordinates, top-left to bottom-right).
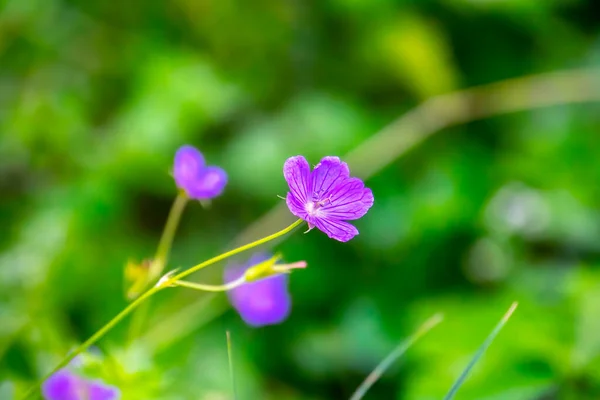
88, 380, 120, 400
322, 178, 374, 220
42, 370, 81, 400
311, 157, 350, 200
225, 254, 291, 327
185, 166, 228, 200
173, 145, 205, 190
283, 156, 311, 204
286, 192, 308, 219
313, 218, 359, 242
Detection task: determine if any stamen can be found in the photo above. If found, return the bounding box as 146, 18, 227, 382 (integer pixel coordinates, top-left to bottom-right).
273, 261, 307, 273
317, 196, 332, 207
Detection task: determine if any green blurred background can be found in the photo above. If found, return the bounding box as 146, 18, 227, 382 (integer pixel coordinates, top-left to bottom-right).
1, 0, 600, 399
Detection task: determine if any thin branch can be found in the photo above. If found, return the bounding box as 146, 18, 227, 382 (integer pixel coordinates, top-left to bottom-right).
350, 313, 443, 400
443, 302, 519, 400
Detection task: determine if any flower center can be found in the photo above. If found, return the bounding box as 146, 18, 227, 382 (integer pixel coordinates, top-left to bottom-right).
305, 196, 331, 216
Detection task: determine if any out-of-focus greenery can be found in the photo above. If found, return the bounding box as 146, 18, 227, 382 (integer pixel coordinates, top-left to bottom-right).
1, 0, 600, 399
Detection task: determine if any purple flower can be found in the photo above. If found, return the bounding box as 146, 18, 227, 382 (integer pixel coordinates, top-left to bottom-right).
225, 253, 291, 327
283, 156, 374, 242
42, 369, 119, 400
173, 145, 227, 200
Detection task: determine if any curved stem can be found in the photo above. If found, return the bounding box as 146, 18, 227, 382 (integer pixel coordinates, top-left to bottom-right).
170, 218, 304, 282
21, 286, 161, 400
343, 68, 600, 179
173, 275, 246, 292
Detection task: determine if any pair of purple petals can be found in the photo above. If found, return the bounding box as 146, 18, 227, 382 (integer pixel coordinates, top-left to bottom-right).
42, 369, 119, 400
173, 145, 227, 200
176, 146, 291, 327
175, 146, 288, 327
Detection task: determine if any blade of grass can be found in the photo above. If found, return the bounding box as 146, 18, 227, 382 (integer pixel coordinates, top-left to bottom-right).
226, 331, 237, 400
349, 313, 444, 400
443, 302, 519, 400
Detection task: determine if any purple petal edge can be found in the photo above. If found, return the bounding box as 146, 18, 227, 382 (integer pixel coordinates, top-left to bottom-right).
284, 156, 311, 204
311, 157, 350, 200
314, 218, 359, 242
89, 380, 120, 400
42, 370, 79, 400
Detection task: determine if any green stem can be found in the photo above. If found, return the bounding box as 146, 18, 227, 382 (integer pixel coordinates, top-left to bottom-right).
126, 294, 152, 345
151, 191, 188, 280
173, 275, 246, 292
127, 191, 188, 343
21, 286, 161, 400
170, 218, 304, 282
21, 218, 304, 400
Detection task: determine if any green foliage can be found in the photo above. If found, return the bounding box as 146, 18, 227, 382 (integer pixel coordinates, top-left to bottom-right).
1, 0, 600, 398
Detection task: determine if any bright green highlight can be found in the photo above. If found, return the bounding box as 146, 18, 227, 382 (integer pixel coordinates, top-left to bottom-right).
172, 276, 246, 292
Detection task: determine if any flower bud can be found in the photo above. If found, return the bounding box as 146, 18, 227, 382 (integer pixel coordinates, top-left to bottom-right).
243, 254, 307, 282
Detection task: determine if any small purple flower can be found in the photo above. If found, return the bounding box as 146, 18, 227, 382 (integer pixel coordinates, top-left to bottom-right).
225, 253, 291, 327
173, 145, 227, 200
42, 369, 119, 400
283, 155, 374, 242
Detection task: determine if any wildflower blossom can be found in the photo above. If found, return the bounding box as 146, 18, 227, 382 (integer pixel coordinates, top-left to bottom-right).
224, 253, 293, 327
42, 369, 119, 400
173, 145, 227, 200
283, 155, 374, 242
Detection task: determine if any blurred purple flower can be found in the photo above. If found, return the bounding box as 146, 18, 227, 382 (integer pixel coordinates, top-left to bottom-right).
42, 369, 119, 400
283, 156, 374, 242
225, 253, 291, 327
173, 145, 227, 200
